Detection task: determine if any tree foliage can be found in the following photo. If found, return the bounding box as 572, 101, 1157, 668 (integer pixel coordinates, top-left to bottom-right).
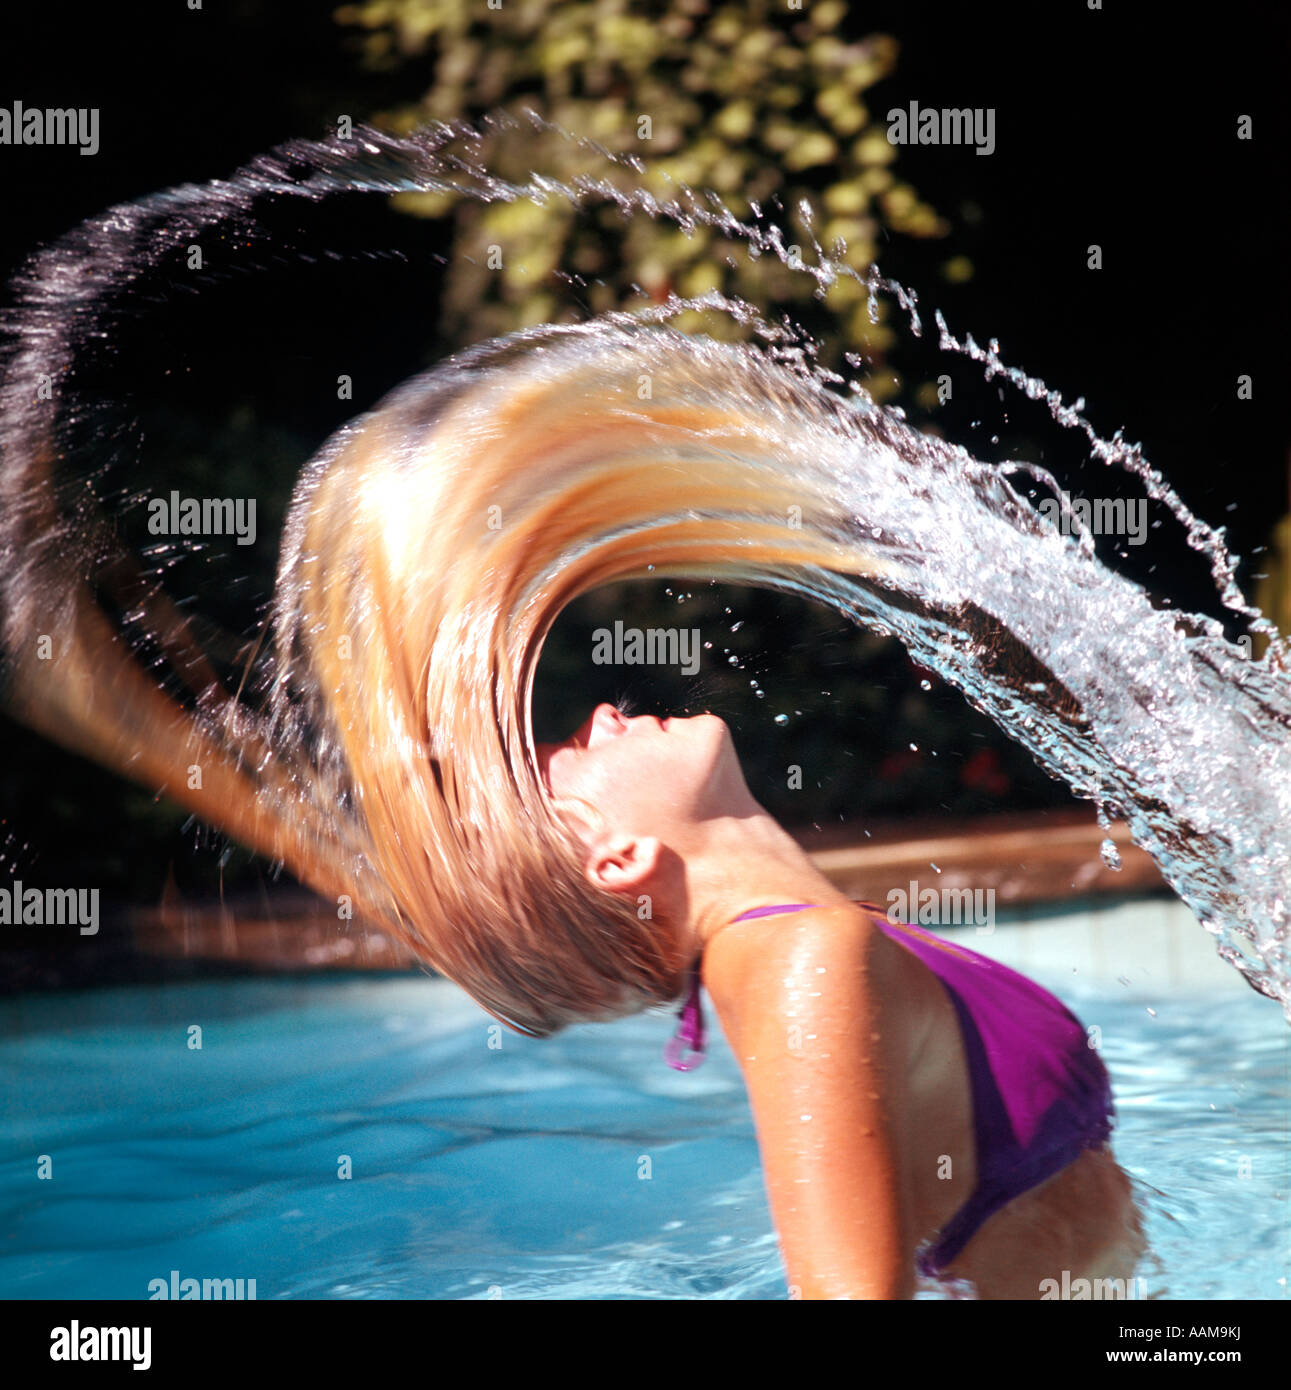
335, 0, 951, 390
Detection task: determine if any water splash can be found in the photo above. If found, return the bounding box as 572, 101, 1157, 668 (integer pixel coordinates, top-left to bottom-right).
1, 116, 1288, 1021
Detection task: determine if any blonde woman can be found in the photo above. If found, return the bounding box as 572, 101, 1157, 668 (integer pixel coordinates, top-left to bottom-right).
0, 134, 1145, 1299
534, 700, 1144, 1297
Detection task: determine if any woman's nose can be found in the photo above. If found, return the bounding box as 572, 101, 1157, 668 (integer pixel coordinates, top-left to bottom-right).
580, 703, 624, 745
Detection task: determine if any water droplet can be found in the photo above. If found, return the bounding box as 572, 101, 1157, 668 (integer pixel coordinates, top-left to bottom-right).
1099, 838, 1123, 871
774, 713, 789, 726
920, 679, 931, 691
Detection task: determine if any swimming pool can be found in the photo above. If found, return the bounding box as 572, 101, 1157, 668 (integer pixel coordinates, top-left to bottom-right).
0, 896, 1285, 1299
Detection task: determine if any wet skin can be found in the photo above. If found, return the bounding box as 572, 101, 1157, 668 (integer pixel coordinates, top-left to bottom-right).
535, 705, 1146, 1298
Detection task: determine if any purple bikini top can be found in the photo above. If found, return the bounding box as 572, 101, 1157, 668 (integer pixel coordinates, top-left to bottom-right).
664, 903, 817, 1071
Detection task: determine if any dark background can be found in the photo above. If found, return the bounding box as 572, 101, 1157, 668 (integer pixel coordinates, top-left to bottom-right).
0, 1, 1285, 933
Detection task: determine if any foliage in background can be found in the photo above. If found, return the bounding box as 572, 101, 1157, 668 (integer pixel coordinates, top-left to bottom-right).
1254, 505, 1291, 664
335, 0, 958, 396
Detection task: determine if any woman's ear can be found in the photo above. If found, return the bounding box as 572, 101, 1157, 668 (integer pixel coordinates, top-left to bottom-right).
584, 832, 663, 898
547, 794, 662, 897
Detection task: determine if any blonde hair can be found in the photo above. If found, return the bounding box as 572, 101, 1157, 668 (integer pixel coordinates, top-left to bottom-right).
1, 194, 891, 1037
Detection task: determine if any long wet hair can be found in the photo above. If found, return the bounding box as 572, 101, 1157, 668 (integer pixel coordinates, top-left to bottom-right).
0, 132, 894, 1037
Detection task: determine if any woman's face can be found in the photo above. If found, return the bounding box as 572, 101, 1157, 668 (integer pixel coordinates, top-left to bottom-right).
533, 703, 753, 849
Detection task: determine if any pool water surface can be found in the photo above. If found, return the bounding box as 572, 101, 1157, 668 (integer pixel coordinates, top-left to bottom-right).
0, 899, 1286, 1299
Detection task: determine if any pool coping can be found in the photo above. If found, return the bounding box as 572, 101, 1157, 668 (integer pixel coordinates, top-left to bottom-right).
120, 806, 1211, 979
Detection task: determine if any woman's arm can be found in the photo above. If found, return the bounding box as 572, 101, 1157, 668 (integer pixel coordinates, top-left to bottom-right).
705, 904, 922, 1299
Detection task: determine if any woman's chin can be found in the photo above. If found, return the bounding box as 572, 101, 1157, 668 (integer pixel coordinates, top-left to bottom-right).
688, 713, 746, 784
677, 711, 734, 752
685, 711, 729, 733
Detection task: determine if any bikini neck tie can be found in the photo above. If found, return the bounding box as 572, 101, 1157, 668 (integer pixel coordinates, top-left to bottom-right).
664, 966, 705, 1071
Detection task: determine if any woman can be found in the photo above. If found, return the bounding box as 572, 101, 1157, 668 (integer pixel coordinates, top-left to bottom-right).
536, 701, 1146, 1298
1, 132, 1146, 1300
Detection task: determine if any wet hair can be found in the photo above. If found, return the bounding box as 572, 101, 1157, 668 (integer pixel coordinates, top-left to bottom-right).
0, 141, 891, 1038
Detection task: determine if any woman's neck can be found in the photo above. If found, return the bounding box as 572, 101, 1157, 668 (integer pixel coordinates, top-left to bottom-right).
677, 809, 854, 959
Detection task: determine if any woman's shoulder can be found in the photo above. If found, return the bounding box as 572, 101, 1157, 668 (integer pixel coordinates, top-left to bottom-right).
705, 895, 867, 961
702, 900, 917, 1051
706, 898, 887, 971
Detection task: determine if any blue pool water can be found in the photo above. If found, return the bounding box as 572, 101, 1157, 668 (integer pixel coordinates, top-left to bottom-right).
0, 911, 1287, 1300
